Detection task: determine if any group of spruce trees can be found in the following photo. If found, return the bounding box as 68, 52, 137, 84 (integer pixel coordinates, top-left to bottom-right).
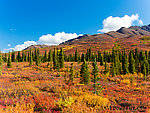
1, 47, 150, 80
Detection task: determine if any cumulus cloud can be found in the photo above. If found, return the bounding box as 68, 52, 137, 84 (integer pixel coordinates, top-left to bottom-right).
3, 32, 82, 52
13, 41, 37, 51
38, 32, 82, 45
98, 14, 143, 33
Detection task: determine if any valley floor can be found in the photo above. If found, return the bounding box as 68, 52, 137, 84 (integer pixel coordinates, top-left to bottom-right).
0, 62, 150, 112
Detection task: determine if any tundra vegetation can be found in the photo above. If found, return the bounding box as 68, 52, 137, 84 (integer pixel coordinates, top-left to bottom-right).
0, 47, 150, 112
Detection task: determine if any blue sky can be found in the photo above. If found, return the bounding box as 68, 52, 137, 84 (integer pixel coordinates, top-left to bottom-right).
0, 0, 150, 52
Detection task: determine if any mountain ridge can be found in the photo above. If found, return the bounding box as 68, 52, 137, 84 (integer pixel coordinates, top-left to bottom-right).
24, 24, 150, 54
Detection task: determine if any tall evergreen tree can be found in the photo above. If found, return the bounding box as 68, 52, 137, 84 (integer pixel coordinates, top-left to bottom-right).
22, 51, 25, 62
75, 49, 78, 62
7, 52, 12, 68
43, 50, 47, 62
92, 58, 99, 94
89, 48, 92, 61
68, 54, 73, 62
27, 52, 30, 62
111, 61, 116, 77
100, 54, 104, 66
81, 53, 85, 62
129, 52, 136, 74
11, 51, 15, 62
17, 51, 21, 62
34, 49, 37, 61
141, 55, 149, 79
53, 48, 59, 71
59, 48, 64, 68
29, 48, 33, 66
36, 49, 40, 66
145, 50, 148, 60
122, 54, 129, 75
24, 52, 27, 62
85, 49, 89, 61
48, 49, 52, 62
139, 50, 144, 64
134, 48, 140, 73
80, 59, 90, 84
114, 52, 122, 75
4, 53, 7, 62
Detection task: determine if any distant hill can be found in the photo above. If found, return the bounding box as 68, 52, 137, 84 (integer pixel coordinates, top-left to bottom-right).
24, 24, 150, 54
24, 45, 50, 50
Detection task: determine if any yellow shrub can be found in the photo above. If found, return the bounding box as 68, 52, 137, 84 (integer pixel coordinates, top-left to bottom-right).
82, 95, 110, 109
57, 97, 74, 108
121, 79, 130, 84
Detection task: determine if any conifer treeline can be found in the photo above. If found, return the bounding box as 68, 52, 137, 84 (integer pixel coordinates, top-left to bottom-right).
2, 48, 150, 77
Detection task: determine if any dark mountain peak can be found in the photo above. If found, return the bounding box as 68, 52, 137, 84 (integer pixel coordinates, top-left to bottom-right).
24, 45, 49, 50
59, 34, 90, 45
116, 27, 132, 34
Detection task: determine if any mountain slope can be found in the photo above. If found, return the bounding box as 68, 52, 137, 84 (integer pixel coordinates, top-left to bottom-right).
24, 24, 150, 54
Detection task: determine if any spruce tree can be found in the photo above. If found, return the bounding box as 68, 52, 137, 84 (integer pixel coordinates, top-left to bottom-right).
22, 51, 25, 62
64, 54, 68, 62
145, 50, 148, 60
134, 48, 140, 73
81, 53, 85, 62
78, 54, 81, 63
11, 51, 15, 62
139, 50, 144, 64
0, 52, 2, 74
80, 59, 90, 84
100, 54, 104, 66
89, 48, 92, 61
7, 52, 12, 68
85, 49, 89, 61
75, 49, 78, 62
98, 51, 101, 62
36, 49, 40, 66
134, 48, 139, 59
24, 52, 27, 62
29, 48, 33, 66
141, 55, 149, 79
68, 54, 73, 62
53, 48, 59, 71
34, 49, 37, 61
111, 61, 116, 77
59, 48, 64, 68
129, 52, 136, 74
4, 53, 7, 62
17, 51, 21, 62
43, 50, 47, 62
48, 50, 52, 62
92, 58, 99, 94
122, 55, 129, 75
69, 63, 74, 82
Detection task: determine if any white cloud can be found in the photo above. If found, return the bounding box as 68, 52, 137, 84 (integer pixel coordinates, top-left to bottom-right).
98, 14, 143, 33
13, 41, 37, 51
2, 48, 14, 53
8, 44, 11, 47
3, 32, 82, 52
38, 32, 82, 45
